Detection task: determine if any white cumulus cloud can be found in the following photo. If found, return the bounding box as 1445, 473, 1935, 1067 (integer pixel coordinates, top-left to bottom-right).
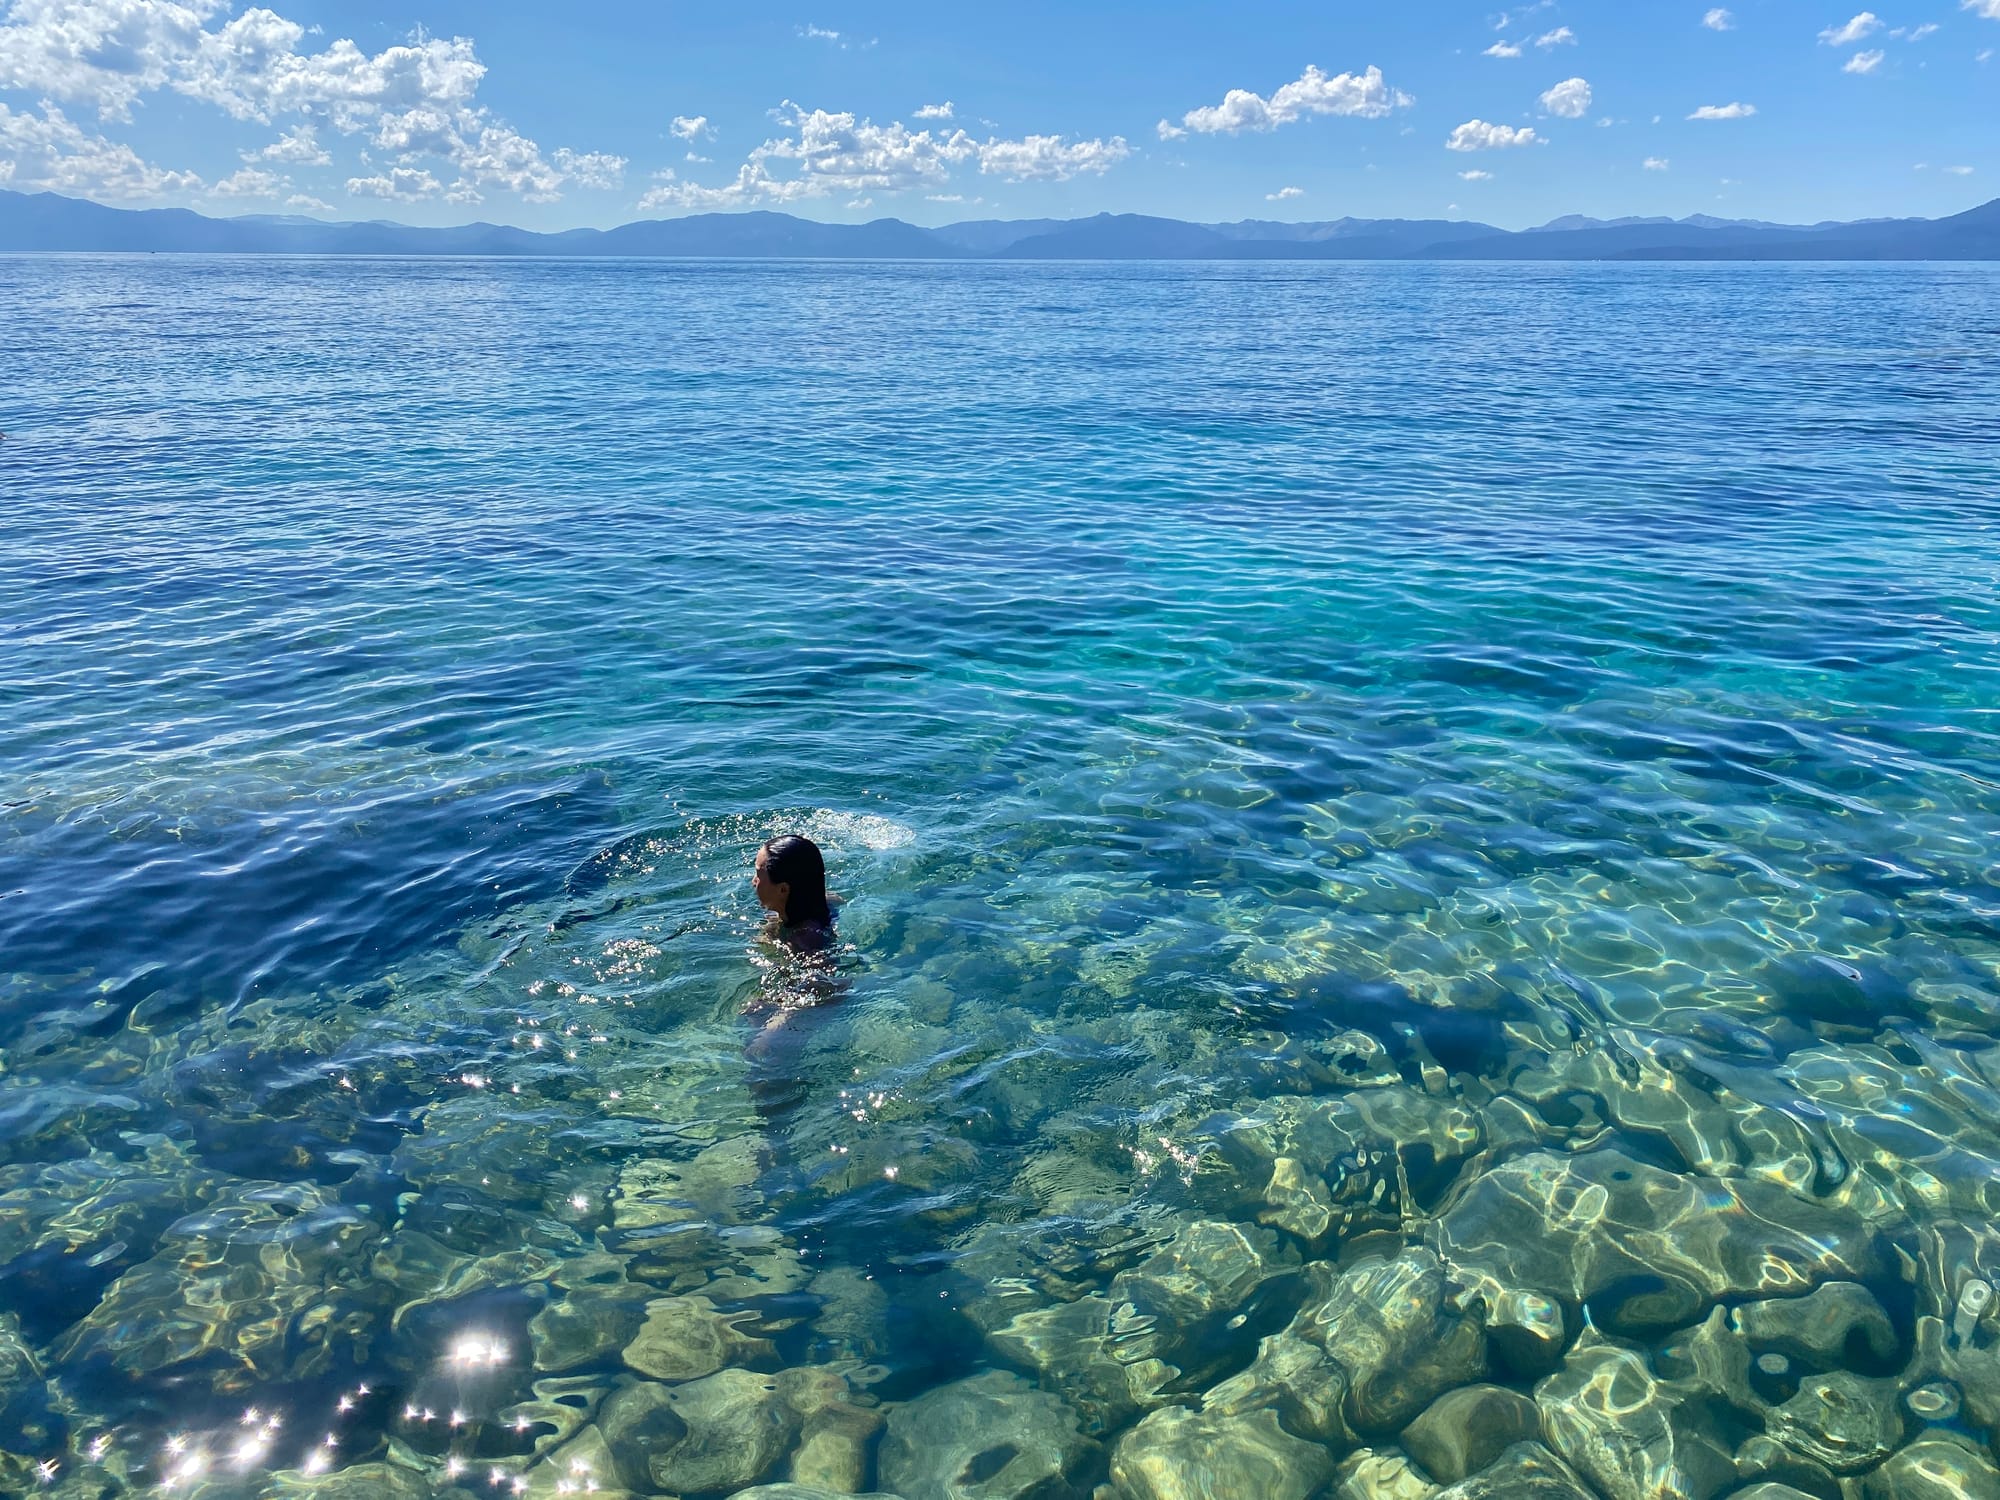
1167, 64, 1413, 135
976, 133, 1130, 181
1535, 25, 1577, 46
669, 114, 711, 142
209, 164, 282, 196
1843, 48, 1886, 71
1704, 8, 1737, 29
640, 101, 1128, 210
1539, 77, 1593, 117
1644, 155, 1670, 170
285, 192, 331, 211
912, 101, 954, 120
1819, 12, 1882, 44
1446, 118, 1542, 150
0, 1, 626, 205
552, 148, 625, 190
1266, 184, 1303, 199
0, 98, 201, 197
1484, 41, 1523, 58
247, 122, 327, 165
1688, 101, 1757, 119
346, 165, 440, 201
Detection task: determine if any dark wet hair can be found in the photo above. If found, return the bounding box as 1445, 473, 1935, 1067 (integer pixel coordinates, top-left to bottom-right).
763, 834, 832, 928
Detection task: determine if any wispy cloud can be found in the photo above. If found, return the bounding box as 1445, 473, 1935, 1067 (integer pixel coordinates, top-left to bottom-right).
1643, 156, 1670, 170
1843, 48, 1886, 72
1819, 12, 1882, 45
1535, 25, 1577, 47
1484, 41, 1524, 58
1457, 168, 1494, 180
1703, 8, 1737, 30
1688, 101, 1757, 119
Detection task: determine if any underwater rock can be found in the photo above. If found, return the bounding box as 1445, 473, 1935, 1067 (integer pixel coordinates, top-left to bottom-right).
1726, 1433, 1839, 1498
1076, 1220, 1301, 1409
791, 1398, 885, 1492
373, 1226, 578, 1350
1312, 1030, 1403, 1089
1723, 1487, 1822, 1500
1536, 1331, 1739, 1500
599, 1368, 800, 1494
1860, 1435, 2000, 1499
528, 1284, 651, 1373
0, 1311, 51, 1443
1733, 1282, 1899, 1373
516, 1422, 631, 1499
1655, 1308, 1760, 1415
1905, 1381, 1962, 1425
1202, 1325, 1352, 1446
1434, 1150, 1882, 1341
985, 1295, 1176, 1435
1195, 1089, 1485, 1254
732, 1489, 907, 1500
1764, 1371, 1905, 1473
618, 1218, 811, 1300
1902, 1315, 2000, 1446
52, 1180, 382, 1389
878, 1370, 1094, 1500
497, 1373, 609, 1452
1485, 1290, 1569, 1380
614, 1134, 771, 1230
1297, 1248, 1488, 1437
1109, 1405, 1335, 1500
1333, 1447, 1439, 1500
806, 1264, 892, 1362
621, 1293, 776, 1381
1912, 1219, 2000, 1332
950, 1208, 1186, 1337
1401, 1385, 1544, 1484
1429, 1441, 1598, 1500
260, 1462, 433, 1498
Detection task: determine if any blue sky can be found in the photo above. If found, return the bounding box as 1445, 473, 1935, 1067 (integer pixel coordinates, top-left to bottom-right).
0, 0, 1993, 229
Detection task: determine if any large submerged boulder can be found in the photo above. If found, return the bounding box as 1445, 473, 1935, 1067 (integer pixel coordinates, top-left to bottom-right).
1109, 1404, 1336, 1500
1433, 1149, 1882, 1340
878, 1370, 1095, 1500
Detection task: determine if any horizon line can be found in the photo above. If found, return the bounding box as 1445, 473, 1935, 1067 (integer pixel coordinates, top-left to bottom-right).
6, 185, 1997, 240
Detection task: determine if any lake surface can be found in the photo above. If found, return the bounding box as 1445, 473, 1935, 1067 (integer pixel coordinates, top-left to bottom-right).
3, 256, 2000, 1499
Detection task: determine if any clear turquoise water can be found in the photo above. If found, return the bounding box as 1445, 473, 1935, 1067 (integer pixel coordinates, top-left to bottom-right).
3, 256, 2000, 1496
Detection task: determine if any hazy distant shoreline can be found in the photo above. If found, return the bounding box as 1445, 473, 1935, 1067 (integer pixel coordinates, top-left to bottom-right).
5, 188, 1998, 261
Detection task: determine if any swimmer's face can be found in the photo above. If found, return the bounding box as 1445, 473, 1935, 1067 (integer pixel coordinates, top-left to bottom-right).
752, 847, 790, 915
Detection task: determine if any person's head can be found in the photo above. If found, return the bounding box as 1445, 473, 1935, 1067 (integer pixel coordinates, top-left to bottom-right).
754, 834, 831, 927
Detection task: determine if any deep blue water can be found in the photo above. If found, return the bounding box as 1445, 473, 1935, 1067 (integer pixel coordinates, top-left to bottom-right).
3, 256, 2000, 1496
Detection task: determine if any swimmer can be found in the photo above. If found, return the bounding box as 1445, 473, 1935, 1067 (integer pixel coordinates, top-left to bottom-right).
752, 833, 835, 954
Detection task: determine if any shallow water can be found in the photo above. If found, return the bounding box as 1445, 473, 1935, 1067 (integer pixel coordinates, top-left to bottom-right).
3, 256, 2000, 1497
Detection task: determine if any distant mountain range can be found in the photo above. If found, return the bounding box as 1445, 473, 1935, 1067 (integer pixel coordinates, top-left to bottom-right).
4, 188, 1998, 260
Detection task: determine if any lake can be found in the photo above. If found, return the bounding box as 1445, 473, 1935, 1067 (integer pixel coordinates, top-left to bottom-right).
3, 255, 1999, 1497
